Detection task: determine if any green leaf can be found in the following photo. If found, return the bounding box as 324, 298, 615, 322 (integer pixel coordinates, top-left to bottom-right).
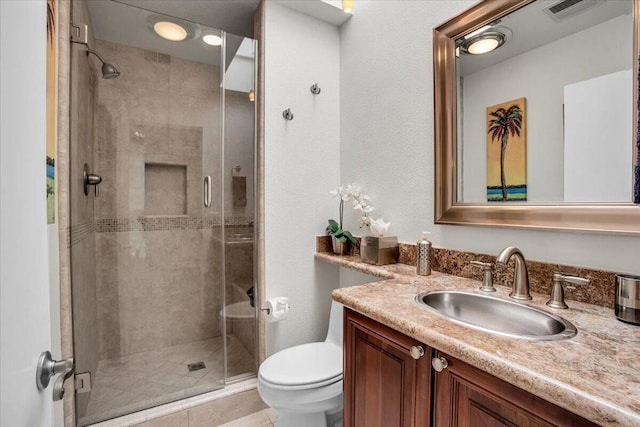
327, 219, 340, 234
341, 230, 357, 244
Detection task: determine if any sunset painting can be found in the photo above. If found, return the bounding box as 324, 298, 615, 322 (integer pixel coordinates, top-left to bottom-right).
486, 97, 527, 202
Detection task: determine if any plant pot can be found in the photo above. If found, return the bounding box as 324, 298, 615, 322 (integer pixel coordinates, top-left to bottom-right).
331, 235, 350, 255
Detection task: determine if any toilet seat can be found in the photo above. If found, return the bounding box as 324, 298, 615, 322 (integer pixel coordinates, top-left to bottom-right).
259, 342, 342, 390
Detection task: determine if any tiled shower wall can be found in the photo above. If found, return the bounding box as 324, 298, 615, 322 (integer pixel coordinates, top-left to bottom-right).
91, 39, 255, 359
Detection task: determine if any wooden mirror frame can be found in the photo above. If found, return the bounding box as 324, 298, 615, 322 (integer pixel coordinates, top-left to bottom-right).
434, 0, 640, 235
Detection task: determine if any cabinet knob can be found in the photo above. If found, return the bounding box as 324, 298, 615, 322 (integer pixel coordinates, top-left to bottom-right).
410, 345, 425, 360
432, 356, 448, 372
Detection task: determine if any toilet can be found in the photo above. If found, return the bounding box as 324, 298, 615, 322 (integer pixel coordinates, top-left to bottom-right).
258, 301, 344, 427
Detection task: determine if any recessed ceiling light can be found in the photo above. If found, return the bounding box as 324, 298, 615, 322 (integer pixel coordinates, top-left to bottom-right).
153, 21, 188, 41
467, 36, 501, 54
203, 34, 222, 46
459, 28, 509, 55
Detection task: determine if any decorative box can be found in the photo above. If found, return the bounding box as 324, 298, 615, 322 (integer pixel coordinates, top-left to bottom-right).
361, 236, 398, 266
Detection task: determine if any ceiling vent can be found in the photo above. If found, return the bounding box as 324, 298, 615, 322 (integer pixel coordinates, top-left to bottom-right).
543, 0, 605, 22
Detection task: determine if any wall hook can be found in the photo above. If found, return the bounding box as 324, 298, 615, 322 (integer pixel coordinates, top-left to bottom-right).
310, 83, 321, 95
282, 108, 294, 120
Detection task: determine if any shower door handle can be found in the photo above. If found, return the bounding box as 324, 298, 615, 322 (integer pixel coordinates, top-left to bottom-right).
204, 176, 212, 208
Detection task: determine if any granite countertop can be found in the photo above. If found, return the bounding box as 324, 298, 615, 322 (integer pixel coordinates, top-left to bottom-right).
317, 252, 640, 426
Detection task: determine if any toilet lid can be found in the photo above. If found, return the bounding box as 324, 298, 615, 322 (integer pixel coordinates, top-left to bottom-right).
259, 342, 342, 387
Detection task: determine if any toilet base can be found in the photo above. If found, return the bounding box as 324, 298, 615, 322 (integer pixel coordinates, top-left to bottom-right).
274, 409, 342, 427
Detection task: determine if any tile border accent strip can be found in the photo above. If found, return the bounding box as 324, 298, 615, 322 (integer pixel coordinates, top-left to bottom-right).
65, 216, 255, 245
317, 236, 618, 308
94, 216, 254, 233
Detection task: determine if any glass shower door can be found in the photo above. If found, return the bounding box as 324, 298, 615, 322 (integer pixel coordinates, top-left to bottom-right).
221, 33, 258, 381
69, 1, 230, 424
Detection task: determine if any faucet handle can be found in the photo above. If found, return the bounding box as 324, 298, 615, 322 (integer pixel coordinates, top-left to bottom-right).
470, 261, 496, 292
546, 272, 590, 309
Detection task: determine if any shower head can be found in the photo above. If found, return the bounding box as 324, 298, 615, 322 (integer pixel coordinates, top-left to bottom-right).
100, 62, 120, 79
86, 49, 120, 79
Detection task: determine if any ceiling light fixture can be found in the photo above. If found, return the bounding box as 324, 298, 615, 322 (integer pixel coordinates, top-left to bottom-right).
153, 21, 188, 41
342, 0, 353, 14
464, 25, 492, 41
203, 34, 223, 46
459, 30, 507, 55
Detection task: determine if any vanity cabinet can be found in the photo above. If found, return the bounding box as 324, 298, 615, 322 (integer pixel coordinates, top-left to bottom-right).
344, 308, 432, 427
433, 350, 597, 427
344, 309, 597, 427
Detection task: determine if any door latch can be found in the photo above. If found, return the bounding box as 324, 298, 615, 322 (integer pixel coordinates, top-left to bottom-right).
36, 351, 74, 401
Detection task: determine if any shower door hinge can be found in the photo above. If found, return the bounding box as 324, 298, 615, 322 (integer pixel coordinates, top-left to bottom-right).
74, 372, 92, 394
70, 23, 88, 45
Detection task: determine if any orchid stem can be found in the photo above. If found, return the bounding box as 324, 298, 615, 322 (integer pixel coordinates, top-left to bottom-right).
339, 199, 344, 229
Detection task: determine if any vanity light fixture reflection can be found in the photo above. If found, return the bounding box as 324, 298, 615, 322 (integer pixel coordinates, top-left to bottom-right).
153, 21, 188, 41
248, 89, 255, 102
203, 34, 222, 46
460, 30, 506, 55
342, 0, 353, 14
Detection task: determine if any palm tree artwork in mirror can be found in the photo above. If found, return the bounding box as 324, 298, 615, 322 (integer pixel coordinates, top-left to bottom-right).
486, 98, 526, 202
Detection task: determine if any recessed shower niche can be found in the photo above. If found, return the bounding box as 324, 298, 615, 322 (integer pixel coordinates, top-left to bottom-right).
144, 163, 187, 215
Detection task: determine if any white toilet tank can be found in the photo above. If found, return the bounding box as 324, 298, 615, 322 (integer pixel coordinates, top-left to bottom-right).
325, 301, 343, 347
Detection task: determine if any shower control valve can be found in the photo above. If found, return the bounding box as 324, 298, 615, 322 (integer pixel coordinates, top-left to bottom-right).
83, 163, 102, 197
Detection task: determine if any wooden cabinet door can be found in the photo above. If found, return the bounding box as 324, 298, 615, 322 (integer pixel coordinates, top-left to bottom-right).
433, 351, 597, 427
344, 309, 431, 427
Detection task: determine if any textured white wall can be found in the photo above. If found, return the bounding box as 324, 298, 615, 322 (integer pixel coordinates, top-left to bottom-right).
340, 0, 640, 273
264, 1, 341, 355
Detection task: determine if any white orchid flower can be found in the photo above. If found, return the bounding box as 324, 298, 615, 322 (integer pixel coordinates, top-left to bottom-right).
330, 185, 347, 198
346, 183, 361, 198
329, 183, 390, 236
369, 217, 391, 237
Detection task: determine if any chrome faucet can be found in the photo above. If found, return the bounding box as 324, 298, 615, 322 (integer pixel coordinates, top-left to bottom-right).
496, 246, 532, 300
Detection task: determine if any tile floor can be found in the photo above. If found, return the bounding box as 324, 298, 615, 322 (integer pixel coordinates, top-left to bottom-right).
218, 408, 275, 427
128, 389, 273, 427
81, 335, 255, 425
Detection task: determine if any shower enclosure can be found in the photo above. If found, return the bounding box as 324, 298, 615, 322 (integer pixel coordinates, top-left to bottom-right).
68, 1, 257, 424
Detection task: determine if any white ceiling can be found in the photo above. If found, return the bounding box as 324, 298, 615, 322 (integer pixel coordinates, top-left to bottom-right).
458, 0, 632, 76
113, 0, 259, 38
86, 0, 254, 66
275, 0, 352, 26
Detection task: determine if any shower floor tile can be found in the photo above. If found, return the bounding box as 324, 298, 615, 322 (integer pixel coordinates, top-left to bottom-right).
82, 334, 255, 425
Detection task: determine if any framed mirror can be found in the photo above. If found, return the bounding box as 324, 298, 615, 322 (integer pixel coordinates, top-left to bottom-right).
434, 0, 640, 235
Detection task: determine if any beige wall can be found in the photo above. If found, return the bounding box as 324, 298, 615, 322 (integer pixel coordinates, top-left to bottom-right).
92, 39, 224, 359
92, 39, 255, 359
